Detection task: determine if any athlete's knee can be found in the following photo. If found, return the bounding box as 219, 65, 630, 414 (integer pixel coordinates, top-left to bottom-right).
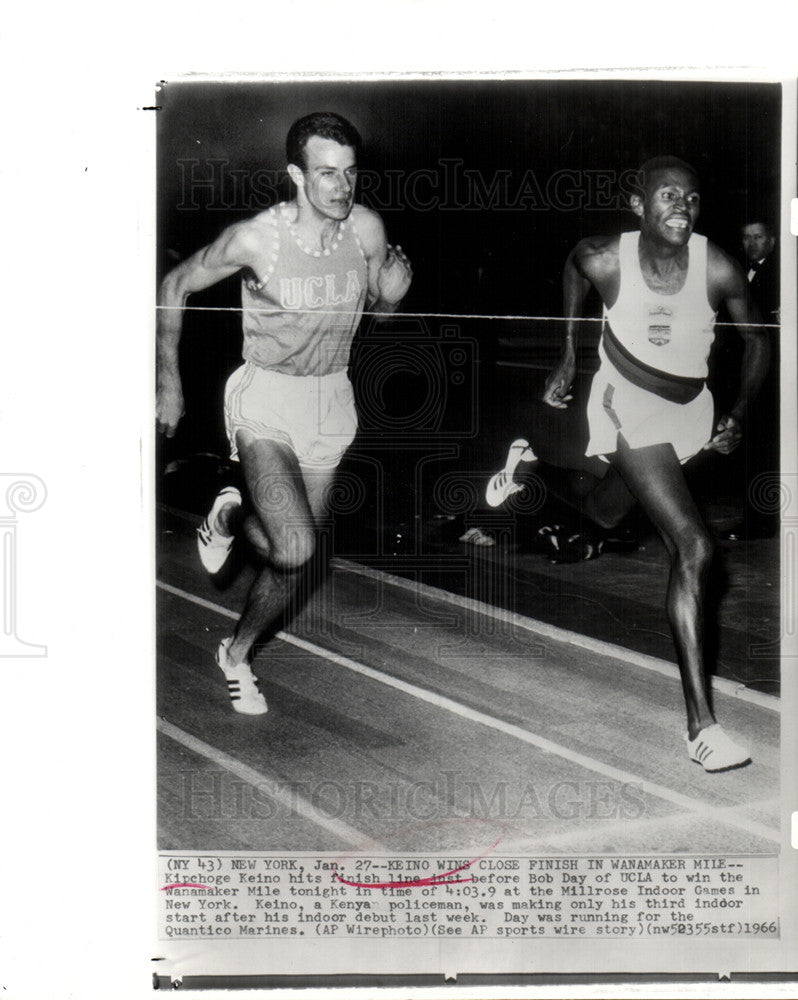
243, 514, 272, 560
242, 514, 315, 568
674, 527, 714, 577
269, 525, 316, 570
689, 528, 714, 569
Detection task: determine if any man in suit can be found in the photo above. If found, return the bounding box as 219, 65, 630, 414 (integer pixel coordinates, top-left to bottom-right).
742, 221, 779, 320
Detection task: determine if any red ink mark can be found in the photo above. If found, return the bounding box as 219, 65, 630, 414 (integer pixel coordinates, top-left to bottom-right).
334, 872, 473, 889
160, 882, 211, 890
333, 834, 503, 890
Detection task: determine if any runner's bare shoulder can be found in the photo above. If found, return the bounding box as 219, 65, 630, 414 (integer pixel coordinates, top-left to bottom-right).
349, 203, 386, 253
222, 209, 279, 283
706, 238, 745, 300
571, 234, 620, 281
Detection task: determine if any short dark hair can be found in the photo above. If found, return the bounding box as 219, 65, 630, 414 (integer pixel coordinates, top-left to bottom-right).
286, 112, 362, 171
631, 156, 699, 197
742, 220, 775, 238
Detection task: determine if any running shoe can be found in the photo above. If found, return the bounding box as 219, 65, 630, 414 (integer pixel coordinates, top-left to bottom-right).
685, 724, 751, 772
197, 486, 241, 573
216, 638, 268, 715
459, 526, 496, 547
536, 525, 604, 564
486, 439, 537, 507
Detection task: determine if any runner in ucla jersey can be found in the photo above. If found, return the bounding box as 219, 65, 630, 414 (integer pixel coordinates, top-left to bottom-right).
157, 112, 412, 716
238, 199, 369, 375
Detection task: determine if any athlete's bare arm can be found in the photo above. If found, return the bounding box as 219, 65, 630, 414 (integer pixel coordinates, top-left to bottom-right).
156, 217, 275, 437
544, 236, 619, 408
702, 243, 770, 455
351, 205, 412, 313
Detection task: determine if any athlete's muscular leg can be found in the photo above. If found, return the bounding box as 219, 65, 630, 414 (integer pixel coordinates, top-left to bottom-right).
607, 436, 715, 739
226, 433, 336, 665
534, 461, 636, 530
525, 413, 637, 530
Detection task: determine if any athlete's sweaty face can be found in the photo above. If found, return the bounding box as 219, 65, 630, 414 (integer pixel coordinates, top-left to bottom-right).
638, 167, 701, 247
299, 136, 358, 221
741, 223, 775, 264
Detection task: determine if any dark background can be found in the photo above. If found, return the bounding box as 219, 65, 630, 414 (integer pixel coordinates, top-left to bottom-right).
156, 78, 781, 473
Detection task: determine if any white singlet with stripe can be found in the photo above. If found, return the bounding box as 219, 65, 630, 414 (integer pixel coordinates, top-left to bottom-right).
585, 231, 717, 463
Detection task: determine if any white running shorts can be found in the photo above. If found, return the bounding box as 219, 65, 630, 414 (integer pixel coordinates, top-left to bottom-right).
224, 363, 358, 470
586, 358, 714, 465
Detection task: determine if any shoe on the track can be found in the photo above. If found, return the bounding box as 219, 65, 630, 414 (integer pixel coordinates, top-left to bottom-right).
536, 525, 604, 564
216, 638, 268, 715
459, 526, 496, 547
197, 486, 241, 574
486, 439, 537, 508
685, 724, 750, 772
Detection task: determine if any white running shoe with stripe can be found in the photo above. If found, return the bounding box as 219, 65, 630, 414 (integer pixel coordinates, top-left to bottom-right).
216, 638, 268, 715
459, 526, 496, 547
685, 724, 750, 772
197, 486, 241, 574
486, 439, 537, 508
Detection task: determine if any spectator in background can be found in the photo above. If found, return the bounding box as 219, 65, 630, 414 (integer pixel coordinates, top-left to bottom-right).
742, 221, 779, 321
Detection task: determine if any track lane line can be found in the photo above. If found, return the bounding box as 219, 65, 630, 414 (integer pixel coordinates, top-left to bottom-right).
331, 558, 780, 714
158, 717, 384, 850
500, 797, 781, 854
156, 505, 779, 713
157, 579, 780, 846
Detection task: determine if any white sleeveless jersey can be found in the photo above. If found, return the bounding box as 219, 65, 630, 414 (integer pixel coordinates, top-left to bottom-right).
601, 231, 716, 379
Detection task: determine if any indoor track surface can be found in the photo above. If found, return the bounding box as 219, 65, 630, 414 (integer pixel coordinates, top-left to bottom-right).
157, 506, 780, 858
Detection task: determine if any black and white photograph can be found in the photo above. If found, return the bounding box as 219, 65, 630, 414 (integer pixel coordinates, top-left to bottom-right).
1, 6, 797, 994
152, 76, 795, 983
